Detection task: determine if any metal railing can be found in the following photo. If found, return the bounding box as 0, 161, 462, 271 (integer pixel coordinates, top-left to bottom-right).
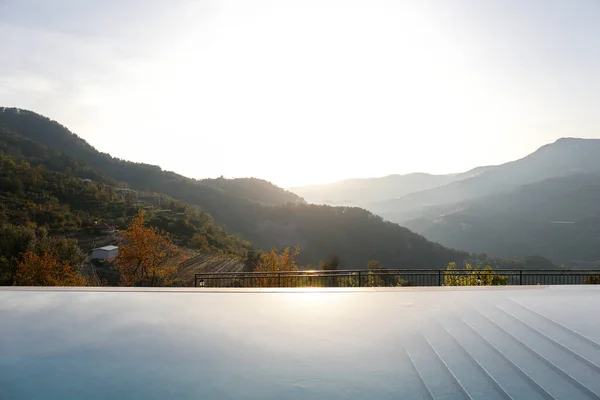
194, 269, 600, 288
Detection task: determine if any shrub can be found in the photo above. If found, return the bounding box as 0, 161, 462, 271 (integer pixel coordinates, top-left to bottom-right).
444, 263, 508, 286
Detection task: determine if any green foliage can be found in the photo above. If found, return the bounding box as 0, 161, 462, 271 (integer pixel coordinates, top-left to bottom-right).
364, 260, 408, 287
188, 234, 210, 252
35, 235, 86, 268
444, 262, 508, 286
0, 223, 37, 285
0, 126, 113, 183
0, 150, 252, 258
0, 222, 85, 285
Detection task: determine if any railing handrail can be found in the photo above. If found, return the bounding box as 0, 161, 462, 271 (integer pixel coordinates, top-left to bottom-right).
194, 268, 600, 287
195, 268, 600, 277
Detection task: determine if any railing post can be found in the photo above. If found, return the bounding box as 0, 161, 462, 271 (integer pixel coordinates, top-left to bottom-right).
520, 270, 523, 285
278, 272, 281, 287
194, 275, 197, 287
358, 271, 361, 287
438, 270, 442, 286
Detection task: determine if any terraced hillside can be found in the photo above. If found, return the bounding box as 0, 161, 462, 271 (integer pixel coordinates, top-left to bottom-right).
175, 249, 245, 286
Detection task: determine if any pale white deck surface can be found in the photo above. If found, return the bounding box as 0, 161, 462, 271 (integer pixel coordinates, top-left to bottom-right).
2, 286, 600, 399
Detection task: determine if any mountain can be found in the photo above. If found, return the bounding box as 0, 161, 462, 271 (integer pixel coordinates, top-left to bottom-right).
291, 173, 459, 205
369, 138, 600, 222
0, 107, 467, 269
289, 136, 600, 266
404, 173, 600, 265
0, 148, 253, 254
0, 108, 304, 207
290, 168, 493, 206
0, 107, 306, 237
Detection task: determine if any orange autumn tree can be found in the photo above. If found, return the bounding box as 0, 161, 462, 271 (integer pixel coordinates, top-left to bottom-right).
15, 248, 88, 286
116, 211, 181, 287
254, 246, 300, 287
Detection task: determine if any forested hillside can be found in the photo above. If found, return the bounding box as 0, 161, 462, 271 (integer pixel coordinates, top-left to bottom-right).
0, 107, 468, 269
0, 108, 304, 207
0, 126, 112, 184
405, 173, 600, 265
0, 151, 252, 256
238, 202, 467, 268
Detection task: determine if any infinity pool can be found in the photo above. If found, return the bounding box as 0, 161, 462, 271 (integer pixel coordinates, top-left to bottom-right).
2, 286, 600, 399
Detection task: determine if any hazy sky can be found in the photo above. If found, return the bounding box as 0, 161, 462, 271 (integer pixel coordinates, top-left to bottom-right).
1, 0, 600, 187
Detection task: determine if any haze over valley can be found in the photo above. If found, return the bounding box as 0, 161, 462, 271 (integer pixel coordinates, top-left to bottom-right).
292, 138, 600, 265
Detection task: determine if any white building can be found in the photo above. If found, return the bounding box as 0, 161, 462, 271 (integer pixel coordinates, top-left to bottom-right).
91, 245, 119, 261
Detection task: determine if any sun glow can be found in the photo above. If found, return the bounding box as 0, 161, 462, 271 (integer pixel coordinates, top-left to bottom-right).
4, 0, 598, 186
283, 291, 346, 308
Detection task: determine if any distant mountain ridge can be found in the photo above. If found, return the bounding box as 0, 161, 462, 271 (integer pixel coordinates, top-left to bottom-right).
0, 107, 467, 269
404, 172, 600, 264
289, 136, 600, 265
291, 138, 600, 223
290, 173, 458, 205
369, 137, 600, 222
290, 168, 492, 206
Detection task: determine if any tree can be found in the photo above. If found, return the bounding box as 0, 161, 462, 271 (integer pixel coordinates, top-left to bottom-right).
444, 262, 508, 286
36, 236, 86, 268
243, 249, 262, 272
366, 260, 385, 286
367, 260, 382, 270
255, 247, 300, 287
584, 274, 600, 284
116, 211, 181, 287
256, 246, 299, 272
0, 223, 37, 285
14, 248, 87, 286
319, 254, 340, 270
189, 233, 210, 252
365, 260, 408, 287
0, 223, 85, 286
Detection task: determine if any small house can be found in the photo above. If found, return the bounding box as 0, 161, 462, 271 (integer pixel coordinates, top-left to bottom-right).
92, 245, 119, 261
87, 223, 116, 236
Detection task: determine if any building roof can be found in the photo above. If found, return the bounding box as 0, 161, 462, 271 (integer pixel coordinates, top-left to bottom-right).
93, 245, 118, 251
92, 223, 114, 229
1, 286, 600, 399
